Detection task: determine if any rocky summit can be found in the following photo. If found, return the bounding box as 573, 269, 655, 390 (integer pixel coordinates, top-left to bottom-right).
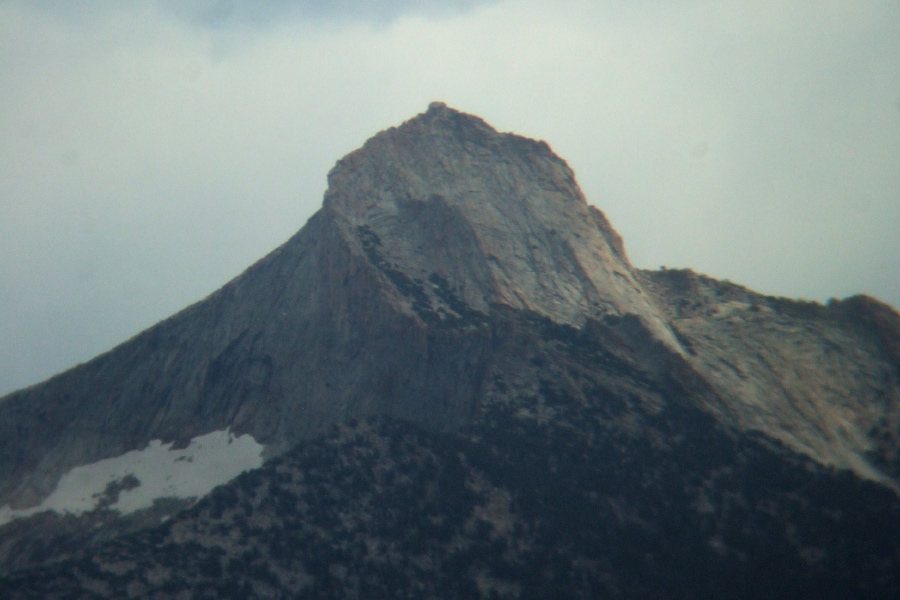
0, 103, 898, 599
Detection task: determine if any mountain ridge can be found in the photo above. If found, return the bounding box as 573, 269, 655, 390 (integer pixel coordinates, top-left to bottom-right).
0, 103, 898, 595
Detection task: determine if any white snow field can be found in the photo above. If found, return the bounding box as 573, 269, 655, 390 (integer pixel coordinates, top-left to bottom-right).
0, 429, 264, 526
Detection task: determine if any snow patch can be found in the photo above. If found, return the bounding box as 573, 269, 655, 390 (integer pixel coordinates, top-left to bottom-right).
0, 429, 264, 526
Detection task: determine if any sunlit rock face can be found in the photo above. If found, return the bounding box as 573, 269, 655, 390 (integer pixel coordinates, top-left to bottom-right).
640, 269, 900, 487
0, 104, 898, 596
324, 102, 680, 349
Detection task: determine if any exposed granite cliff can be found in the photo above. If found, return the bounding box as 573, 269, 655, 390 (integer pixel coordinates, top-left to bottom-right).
641, 268, 900, 487
325, 102, 678, 346
0, 103, 898, 595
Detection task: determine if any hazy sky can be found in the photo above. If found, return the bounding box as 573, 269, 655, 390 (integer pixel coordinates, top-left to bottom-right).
1, 0, 898, 396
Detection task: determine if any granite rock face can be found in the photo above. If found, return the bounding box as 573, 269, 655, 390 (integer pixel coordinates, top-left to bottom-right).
0, 103, 898, 594
325, 102, 678, 347
641, 269, 900, 487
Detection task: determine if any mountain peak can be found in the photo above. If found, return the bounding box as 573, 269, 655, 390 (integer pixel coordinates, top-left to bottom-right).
1, 105, 682, 517
1, 105, 900, 593
426, 100, 452, 113
324, 102, 680, 350
417, 100, 512, 141
421, 100, 492, 128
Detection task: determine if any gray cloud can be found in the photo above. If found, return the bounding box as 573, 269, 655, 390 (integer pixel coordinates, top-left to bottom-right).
15, 0, 499, 29
1, 0, 898, 396
155, 0, 497, 27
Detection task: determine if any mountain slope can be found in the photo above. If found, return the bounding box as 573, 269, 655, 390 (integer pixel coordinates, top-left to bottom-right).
0, 103, 898, 595
3, 308, 899, 597
641, 268, 900, 484
0, 102, 680, 515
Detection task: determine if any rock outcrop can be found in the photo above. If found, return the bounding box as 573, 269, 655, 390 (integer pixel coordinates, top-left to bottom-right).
326, 102, 679, 346
642, 269, 900, 487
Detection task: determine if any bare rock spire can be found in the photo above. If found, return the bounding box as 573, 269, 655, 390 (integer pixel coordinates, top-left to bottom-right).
325, 103, 682, 351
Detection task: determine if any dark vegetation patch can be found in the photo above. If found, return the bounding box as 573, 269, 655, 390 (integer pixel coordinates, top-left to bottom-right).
358, 225, 486, 329
3, 311, 899, 599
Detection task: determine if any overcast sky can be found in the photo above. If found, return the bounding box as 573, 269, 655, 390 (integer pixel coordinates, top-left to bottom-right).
1, 0, 898, 396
